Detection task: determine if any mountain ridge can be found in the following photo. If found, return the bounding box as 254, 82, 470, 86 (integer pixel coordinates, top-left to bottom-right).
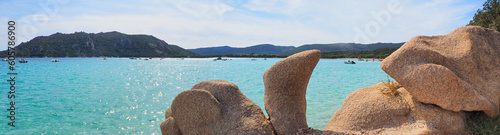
189, 42, 404, 56
1, 31, 196, 57
188, 44, 295, 56
1, 31, 405, 57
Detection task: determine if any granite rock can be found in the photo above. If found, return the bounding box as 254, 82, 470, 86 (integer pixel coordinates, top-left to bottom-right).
381, 26, 500, 118
263, 49, 321, 135
160, 117, 181, 135
325, 83, 465, 134
160, 80, 273, 135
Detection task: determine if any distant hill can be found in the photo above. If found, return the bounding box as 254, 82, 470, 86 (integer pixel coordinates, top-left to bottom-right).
280, 42, 404, 55
0, 31, 196, 57
188, 44, 295, 56
189, 42, 404, 56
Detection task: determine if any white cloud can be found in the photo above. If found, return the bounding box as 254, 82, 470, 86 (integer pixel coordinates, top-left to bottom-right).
0, 0, 485, 51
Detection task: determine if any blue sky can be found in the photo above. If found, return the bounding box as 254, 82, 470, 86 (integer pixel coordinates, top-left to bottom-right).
0, 0, 485, 50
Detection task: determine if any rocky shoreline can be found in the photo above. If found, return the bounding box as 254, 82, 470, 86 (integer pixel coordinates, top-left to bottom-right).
160, 26, 500, 135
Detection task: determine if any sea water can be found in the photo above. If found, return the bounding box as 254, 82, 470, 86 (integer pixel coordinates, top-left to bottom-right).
1, 58, 389, 134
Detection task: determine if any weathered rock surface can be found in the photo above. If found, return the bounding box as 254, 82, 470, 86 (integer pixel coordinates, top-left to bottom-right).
164, 107, 172, 119
160, 80, 273, 135
263, 49, 321, 135
160, 117, 180, 135
170, 89, 221, 135
381, 26, 500, 118
161, 107, 180, 135
325, 82, 465, 134
190, 80, 273, 134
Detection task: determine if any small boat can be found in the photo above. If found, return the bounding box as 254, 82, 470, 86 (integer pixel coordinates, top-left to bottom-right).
2, 58, 8, 61
251, 59, 257, 61
51, 58, 59, 62
19, 59, 28, 63
213, 57, 228, 61
129, 57, 136, 60
344, 60, 355, 64
214, 57, 222, 61
358, 57, 364, 61
103, 57, 107, 60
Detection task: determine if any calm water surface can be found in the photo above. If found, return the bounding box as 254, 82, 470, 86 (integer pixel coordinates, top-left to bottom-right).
1, 58, 389, 134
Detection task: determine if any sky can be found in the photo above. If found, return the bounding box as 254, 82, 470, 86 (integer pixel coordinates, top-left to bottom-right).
0, 0, 485, 50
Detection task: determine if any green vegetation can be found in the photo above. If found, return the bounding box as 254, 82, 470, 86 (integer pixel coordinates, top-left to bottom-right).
188, 44, 295, 56
465, 1, 500, 134
322, 47, 399, 58
379, 76, 400, 97
466, 111, 500, 134
200, 47, 399, 59
281, 43, 403, 55
467, 0, 500, 31
213, 53, 287, 58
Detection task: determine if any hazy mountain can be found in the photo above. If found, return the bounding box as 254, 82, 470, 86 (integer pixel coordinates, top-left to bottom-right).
189, 42, 404, 56
1, 31, 196, 57
188, 44, 295, 56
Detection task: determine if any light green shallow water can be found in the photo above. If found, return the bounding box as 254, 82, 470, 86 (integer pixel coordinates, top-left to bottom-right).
1, 58, 389, 134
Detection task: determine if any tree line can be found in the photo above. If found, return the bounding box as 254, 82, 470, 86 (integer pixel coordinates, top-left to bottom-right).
468, 0, 500, 31
196, 47, 399, 59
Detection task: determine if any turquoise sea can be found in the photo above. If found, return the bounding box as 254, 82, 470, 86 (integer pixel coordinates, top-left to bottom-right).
1, 57, 389, 134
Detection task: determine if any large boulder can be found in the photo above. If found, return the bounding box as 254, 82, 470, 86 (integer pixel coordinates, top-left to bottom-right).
160, 80, 273, 135
381, 26, 500, 118
263, 49, 321, 135
325, 83, 465, 134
